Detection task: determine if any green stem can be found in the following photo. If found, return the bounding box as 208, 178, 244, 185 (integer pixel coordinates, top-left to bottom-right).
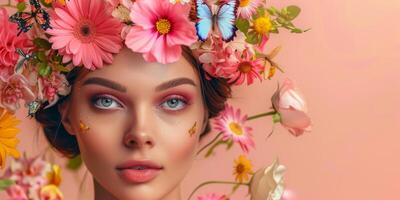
196, 111, 276, 156
246, 111, 276, 121
196, 132, 222, 156
0, 4, 16, 8
187, 180, 249, 200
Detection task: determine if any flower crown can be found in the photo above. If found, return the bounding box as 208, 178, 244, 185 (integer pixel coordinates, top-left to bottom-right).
0, 1, 311, 199
0, 0, 307, 117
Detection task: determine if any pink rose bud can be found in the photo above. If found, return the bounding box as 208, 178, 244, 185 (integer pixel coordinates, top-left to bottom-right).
271, 78, 312, 136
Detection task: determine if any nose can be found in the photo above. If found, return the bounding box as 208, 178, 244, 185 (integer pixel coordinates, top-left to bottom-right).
123, 132, 154, 149
123, 103, 155, 149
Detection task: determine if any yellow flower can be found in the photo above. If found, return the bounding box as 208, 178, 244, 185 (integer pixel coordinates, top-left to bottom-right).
40, 184, 63, 200
253, 13, 272, 35
47, 164, 62, 186
240, 0, 251, 7
0, 108, 21, 169
233, 155, 253, 183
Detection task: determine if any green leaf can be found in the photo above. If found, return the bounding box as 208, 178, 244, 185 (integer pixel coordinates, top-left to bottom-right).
236, 18, 250, 33
40, 0, 52, 7
276, 17, 287, 25
255, 7, 265, 18
270, 28, 279, 33
226, 139, 234, 150
286, 5, 301, 20
37, 51, 47, 62
52, 54, 62, 63
266, 6, 279, 16
281, 7, 288, 17
16, 2, 26, 12
272, 112, 281, 123
205, 140, 227, 158
67, 155, 83, 170
0, 179, 15, 191
245, 31, 261, 44
230, 183, 241, 195
33, 38, 51, 50
291, 28, 304, 33
54, 64, 70, 73
38, 63, 52, 77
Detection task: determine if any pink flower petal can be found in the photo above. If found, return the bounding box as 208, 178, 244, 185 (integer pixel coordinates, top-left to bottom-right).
150, 37, 181, 64
68, 38, 82, 54
54, 8, 76, 27
125, 26, 158, 53
279, 109, 312, 136
130, 2, 157, 29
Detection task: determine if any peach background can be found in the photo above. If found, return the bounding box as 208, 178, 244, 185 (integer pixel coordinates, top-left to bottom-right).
1, 0, 400, 199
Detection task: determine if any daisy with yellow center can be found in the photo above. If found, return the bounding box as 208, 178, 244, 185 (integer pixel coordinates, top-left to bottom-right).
250, 11, 274, 51
156, 18, 172, 34
214, 104, 255, 153
238, 0, 262, 19
125, 0, 197, 64
0, 108, 20, 169
229, 48, 264, 85
233, 155, 253, 183
253, 14, 273, 35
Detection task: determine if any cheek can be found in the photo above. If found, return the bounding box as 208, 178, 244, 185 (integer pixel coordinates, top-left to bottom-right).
158, 114, 203, 167
70, 105, 128, 166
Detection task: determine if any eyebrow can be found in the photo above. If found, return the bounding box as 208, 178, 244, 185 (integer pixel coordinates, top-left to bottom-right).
155, 78, 196, 91
82, 77, 196, 92
82, 77, 127, 92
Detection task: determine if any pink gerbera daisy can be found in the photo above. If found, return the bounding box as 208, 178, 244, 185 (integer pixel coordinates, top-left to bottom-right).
237, 0, 262, 19
229, 48, 264, 85
47, 0, 123, 70
125, 0, 197, 64
214, 104, 255, 153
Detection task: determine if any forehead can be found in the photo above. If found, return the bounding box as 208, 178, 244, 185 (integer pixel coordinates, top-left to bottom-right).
78, 47, 200, 88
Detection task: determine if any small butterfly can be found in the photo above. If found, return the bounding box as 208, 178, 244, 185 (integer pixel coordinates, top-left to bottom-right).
9, 0, 51, 35
194, 0, 239, 42
15, 48, 36, 74
27, 100, 42, 118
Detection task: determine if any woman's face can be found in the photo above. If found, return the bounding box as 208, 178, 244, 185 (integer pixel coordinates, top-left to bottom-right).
60, 47, 206, 199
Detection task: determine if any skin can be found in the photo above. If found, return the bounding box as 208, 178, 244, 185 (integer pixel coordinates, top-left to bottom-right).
59, 47, 207, 200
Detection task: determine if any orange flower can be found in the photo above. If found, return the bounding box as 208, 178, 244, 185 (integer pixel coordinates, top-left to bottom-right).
0, 108, 20, 169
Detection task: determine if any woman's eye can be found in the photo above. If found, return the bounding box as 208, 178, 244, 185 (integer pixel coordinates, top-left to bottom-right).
160, 98, 187, 111
92, 96, 122, 109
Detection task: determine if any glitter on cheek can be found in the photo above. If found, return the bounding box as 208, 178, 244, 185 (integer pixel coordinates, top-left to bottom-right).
188, 121, 197, 137
79, 120, 90, 134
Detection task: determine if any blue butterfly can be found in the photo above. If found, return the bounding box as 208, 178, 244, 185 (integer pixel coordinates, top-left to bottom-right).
194, 0, 239, 42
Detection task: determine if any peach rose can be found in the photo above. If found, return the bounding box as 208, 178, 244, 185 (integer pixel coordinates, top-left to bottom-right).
271, 78, 312, 136
249, 159, 286, 200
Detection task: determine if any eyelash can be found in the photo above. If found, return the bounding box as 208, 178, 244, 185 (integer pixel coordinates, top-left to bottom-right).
159, 95, 189, 112
91, 95, 123, 110
90, 94, 190, 112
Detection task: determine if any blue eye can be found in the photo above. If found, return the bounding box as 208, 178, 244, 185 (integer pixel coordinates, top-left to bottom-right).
160, 98, 187, 111
93, 96, 122, 109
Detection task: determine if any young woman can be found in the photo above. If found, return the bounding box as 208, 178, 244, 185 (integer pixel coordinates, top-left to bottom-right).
0, 0, 309, 199
35, 46, 231, 200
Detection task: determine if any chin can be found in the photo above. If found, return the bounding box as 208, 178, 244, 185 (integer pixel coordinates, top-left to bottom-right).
112, 186, 165, 200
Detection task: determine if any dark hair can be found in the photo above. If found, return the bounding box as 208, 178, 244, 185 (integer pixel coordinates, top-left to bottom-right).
34, 47, 231, 158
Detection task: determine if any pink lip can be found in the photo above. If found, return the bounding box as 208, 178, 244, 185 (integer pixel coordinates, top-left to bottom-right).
116, 160, 163, 183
